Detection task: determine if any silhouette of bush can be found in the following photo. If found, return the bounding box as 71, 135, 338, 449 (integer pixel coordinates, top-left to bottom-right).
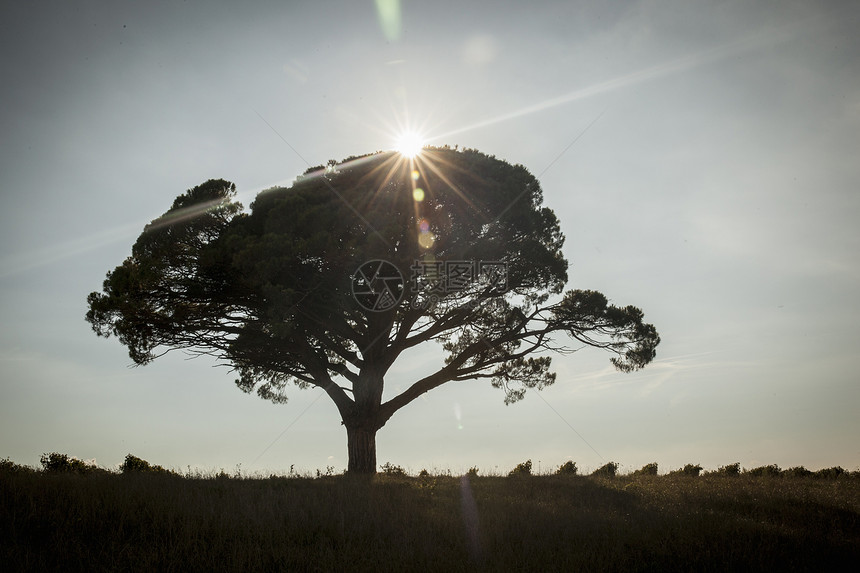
813, 466, 846, 480
417, 471, 438, 496
784, 466, 813, 478
508, 459, 532, 477
669, 464, 702, 477
746, 464, 781, 477
591, 462, 618, 478
466, 466, 479, 478
1, 457, 34, 475
633, 462, 658, 476
556, 461, 578, 475
39, 452, 103, 474
120, 454, 171, 474
315, 465, 336, 478
380, 462, 407, 477
710, 462, 740, 476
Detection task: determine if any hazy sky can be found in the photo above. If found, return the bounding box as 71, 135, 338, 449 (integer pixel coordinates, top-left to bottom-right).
2, 0, 858, 475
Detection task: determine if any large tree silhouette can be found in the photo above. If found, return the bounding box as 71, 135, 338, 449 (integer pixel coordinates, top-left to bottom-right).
87, 147, 660, 473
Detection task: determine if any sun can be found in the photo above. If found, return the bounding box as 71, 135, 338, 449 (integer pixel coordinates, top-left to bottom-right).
394, 130, 425, 158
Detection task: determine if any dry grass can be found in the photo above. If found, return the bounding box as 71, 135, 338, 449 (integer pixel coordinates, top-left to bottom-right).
1, 465, 858, 572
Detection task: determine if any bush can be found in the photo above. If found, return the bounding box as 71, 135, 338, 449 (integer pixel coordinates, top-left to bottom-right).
813, 466, 846, 480
591, 462, 618, 478
120, 454, 171, 475
633, 462, 658, 476
669, 464, 702, 477
784, 466, 813, 478
746, 464, 782, 477
750, 465, 782, 477
380, 462, 407, 477
466, 466, 479, 478
416, 471, 438, 496
556, 461, 578, 475
712, 462, 740, 476
508, 459, 532, 477
120, 454, 151, 472
39, 452, 100, 474
315, 466, 336, 478
1, 457, 34, 475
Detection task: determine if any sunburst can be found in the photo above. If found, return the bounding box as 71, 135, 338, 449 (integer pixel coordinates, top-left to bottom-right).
393, 130, 425, 158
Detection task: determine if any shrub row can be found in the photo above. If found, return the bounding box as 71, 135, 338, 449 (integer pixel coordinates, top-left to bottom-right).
0, 453, 174, 476
1, 455, 857, 480
37, 452, 110, 475
487, 460, 856, 479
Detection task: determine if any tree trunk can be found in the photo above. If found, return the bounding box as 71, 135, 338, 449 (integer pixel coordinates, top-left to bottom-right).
346, 424, 378, 474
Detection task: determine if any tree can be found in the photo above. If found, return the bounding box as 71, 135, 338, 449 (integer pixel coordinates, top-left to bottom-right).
87, 147, 660, 474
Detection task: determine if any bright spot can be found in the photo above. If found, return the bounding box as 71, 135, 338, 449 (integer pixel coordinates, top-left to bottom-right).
418, 218, 430, 232
394, 130, 425, 158
413, 188, 425, 202
418, 231, 435, 249
411, 170, 420, 181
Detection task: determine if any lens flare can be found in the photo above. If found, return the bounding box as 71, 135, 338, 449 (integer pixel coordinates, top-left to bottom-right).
394, 130, 425, 158
418, 231, 435, 249
413, 187, 425, 202
374, 0, 402, 42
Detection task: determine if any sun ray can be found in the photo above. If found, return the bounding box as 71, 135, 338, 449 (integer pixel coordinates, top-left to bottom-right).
338, 151, 406, 213
412, 150, 483, 220
393, 130, 425, 158
429, 24, 799, 141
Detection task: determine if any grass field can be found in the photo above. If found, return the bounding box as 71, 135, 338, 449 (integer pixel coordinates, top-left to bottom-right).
1, 459, 858, 572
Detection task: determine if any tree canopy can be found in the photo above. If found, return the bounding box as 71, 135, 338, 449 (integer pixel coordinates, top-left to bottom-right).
87, 147, 660, 473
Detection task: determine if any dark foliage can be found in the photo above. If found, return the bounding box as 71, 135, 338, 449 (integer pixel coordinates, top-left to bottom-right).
669, 463, 703, 477
783, 466, 813, 478
711, 462, 741, 476
814, 466, 847, 480
591, 462, 619, 478
633, 462, 658, 476
746, 464, 783, 478
39, 452, 106, 475
556, 460, 578, 475
508, 459, 533, 477
0, 458, 34, 476
380, 462, 407, 477
119, 454, 173, 475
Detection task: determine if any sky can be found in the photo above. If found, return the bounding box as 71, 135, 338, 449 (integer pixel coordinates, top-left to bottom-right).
1, 0, 858, 476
